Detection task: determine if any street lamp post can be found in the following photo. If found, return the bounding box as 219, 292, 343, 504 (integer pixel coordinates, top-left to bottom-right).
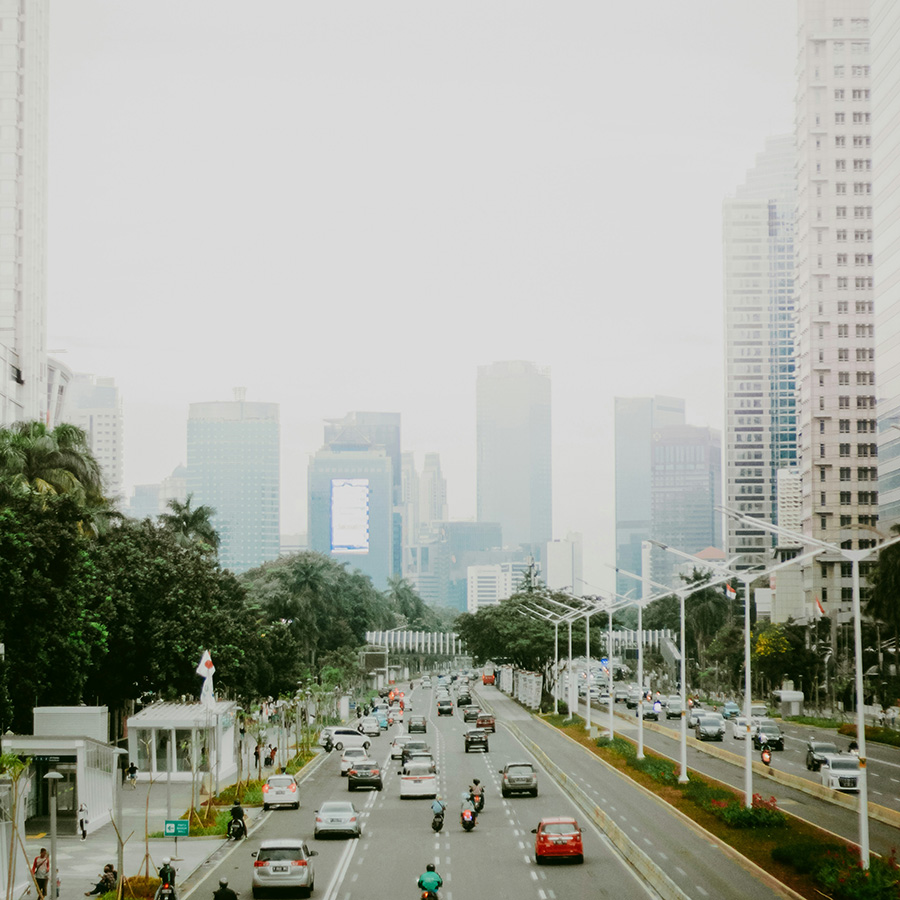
720, 506, 900, 866
649, 540, 826, 806
44, 772, 62, 899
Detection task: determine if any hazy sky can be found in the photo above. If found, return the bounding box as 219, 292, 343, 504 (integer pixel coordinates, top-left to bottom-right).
47, 2, 797, 589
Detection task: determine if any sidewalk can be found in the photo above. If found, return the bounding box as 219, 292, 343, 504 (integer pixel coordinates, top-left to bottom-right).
22, 777, 254, 900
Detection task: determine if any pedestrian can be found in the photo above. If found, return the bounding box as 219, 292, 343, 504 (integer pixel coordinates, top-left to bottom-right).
77, 802, 88, 841
878, 708, 886, 728
253, 745, 260, 768
31, 848, 49, 898
268, 745, 276, 767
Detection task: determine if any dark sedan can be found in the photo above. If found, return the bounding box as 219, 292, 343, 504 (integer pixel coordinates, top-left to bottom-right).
407, 715, 427, 734
464, 728, 489, 753
806, 738, 840, 771
347, 760, 383, 791
752, 722, 785, 751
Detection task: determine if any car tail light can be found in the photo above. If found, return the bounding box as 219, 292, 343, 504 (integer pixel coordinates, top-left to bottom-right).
315, 816, 323, 823
262, 784, 269, 793
291, 860, 307, 867
289, 783, 296, 792
253, 860, 266, 868
349, 816, 357, 822
348, 769, 357, 776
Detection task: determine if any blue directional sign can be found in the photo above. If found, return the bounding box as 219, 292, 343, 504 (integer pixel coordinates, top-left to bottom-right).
164, 820, 189, 837
600, 657, 608, 667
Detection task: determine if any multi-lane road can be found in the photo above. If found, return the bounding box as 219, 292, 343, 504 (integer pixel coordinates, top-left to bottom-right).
183, 683, 804, 900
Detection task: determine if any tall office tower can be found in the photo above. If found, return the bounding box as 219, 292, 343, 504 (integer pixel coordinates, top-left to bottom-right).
65, 374, 125, 503
649, 424, 722, 587
544, 532, 583, 595
614, 396, 686, 595
723, 135, 797, 569
308, 434, 394, 590
187, 390, 280, 574
795, 4, 876, 615
0, 1, 48, 425
418, 453, 448, 526
476, 361, 552, 550
874, 0, 900, 529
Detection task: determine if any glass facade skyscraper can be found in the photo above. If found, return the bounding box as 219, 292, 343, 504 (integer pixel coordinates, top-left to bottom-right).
187, 392, 280, 574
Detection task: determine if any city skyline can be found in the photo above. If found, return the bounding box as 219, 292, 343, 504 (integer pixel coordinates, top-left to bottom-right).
40, 3, 798, 590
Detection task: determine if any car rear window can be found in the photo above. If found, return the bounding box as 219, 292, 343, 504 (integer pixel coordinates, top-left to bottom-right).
259, 847, 305, 862
268, 777, 294, 787
508, 765, 534, 775
405, 763, 434, 775
353, 762, 378, 771
698, 717, 720, 726
541, 822, 577, 835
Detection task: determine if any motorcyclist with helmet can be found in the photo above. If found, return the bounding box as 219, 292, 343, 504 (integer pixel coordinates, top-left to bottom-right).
417, 863, 442, 899
468, 778, 484, 812
213, 878, 238, 900
229, 800, 247, 839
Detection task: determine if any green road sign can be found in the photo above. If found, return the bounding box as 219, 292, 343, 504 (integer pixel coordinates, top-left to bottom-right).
164, 820, 189, 837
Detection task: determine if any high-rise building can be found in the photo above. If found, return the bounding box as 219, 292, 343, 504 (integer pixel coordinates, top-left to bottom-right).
418, 453, 448, 527
65, 374, 124, 503
187, 390, 280, 574
544, 532, 583, 595
723, 135, 797, 569
0, 1, 49, 425
476, 361, 552, 550
466, 560, 531, 613
649, 425, 722, 587
874, 0, 900, 530
614, 396, 685, 594
308, 443, 394, 590
795, 3, 876, 615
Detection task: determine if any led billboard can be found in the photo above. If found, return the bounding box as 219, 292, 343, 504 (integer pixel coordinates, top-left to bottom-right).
331, 478, 369, 553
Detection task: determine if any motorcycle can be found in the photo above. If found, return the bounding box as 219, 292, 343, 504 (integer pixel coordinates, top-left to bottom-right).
227, 818, 246, 840
420, 892, 439, 900
431, 811, 444, 833
473, 790, 485, 813
758, 733, 772, 766
460, 808, 476, 832
157, 885, 177, 900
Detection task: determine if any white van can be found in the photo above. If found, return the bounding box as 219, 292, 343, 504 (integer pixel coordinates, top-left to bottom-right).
324, 727, 372, 752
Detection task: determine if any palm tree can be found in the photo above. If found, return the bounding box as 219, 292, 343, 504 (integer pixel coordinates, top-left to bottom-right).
159, 493, 220, 553
0, 421, 105, 507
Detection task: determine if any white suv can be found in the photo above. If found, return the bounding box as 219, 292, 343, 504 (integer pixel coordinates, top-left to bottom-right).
820, 755, 860, 792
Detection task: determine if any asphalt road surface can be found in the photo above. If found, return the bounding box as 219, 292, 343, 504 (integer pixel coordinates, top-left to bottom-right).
184, 683, 807, 900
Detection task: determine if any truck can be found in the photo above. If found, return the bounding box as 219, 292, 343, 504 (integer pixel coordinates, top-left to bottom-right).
482, 664, 495, 685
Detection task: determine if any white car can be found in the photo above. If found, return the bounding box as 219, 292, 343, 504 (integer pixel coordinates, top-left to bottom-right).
360, 716, 381, 736
324, 726, 372, 752
421, 677, 432, 688
730, 716, 749, 740
340, 747, 369, 775
262, 773, 300, 810
820, 755, 860, 792
390, 735, 414, 759
398, 762, 437, 799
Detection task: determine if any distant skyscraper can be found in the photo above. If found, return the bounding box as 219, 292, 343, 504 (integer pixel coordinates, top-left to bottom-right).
723, 135, 797, 569
649, 424, 722, 586
0, 2, 49, 425
476, 361, 552, 549
795, 3, 876, 616
874, 0, 900, 529
187, 389, 280, 574
418, 453, 448, 527
614, 396, 685, 595
65, 374, 125, 503
544, 532, 583, 596
308, 436, 394, 590
466, 561, 531, 613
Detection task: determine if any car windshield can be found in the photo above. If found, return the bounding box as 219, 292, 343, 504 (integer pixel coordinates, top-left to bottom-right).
760, 725, 780, 735
259, 847, 306, 862
698, 717, 720, 726
829, 758, 859, 771
541, 822, 578, 835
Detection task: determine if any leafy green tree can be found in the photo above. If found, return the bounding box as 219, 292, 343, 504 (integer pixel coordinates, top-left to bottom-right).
0, 495, 103, 731
386, 575, 441, 630
158, 493, 220, 553
866, 524, 900, 688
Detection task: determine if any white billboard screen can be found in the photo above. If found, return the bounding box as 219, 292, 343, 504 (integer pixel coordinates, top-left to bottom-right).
331, 478, 369, 553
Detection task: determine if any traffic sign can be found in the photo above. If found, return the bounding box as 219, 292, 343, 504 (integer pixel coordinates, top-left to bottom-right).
600, 657, 608, 667
164, 820, 189, 837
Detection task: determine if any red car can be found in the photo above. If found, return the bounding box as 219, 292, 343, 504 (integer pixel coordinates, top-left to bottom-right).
476, 713, 496, 732
532, 817, 584, 864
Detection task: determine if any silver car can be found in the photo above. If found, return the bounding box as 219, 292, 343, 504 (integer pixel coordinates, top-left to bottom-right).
251, 839, 317, 898
694, 715, 725, 742
313, 800, 363, 838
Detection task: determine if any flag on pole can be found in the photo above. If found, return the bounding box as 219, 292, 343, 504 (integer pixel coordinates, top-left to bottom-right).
725, 583, 737, 601
200, 675, 216, 709
814, 595, 825, 618
196, 650, 215, 679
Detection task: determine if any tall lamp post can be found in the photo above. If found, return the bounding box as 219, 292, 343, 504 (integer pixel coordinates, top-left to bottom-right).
44, 772, 62, 899
649, 540, 825, 807
721, 507, 900, 867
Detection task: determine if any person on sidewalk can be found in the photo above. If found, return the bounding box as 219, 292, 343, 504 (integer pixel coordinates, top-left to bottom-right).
31, 848, 50, 898
77, 802, 89, 841
85, 865, 116, 896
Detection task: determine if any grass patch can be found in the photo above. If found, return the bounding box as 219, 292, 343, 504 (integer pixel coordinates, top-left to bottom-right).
837, 723, 900, 750
785, 714, 842, 729
549, 719, 891, 900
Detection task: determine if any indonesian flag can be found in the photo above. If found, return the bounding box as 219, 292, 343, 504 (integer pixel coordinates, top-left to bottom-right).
196, 650, 215, 679
814, 595, 825, 618
725, 584, 737, 601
